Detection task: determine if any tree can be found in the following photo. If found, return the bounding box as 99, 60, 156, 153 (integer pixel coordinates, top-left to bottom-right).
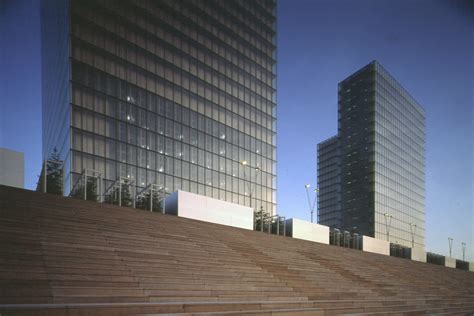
136, 190, 162, 212
37, 147, 63, 195
85, 177, 99, 201
254, 206, 270, 232
104, 178, 134, 207
70, 176, 99, 201
120, 179, 133, 207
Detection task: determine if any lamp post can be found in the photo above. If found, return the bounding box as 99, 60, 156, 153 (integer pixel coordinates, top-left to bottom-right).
304, 184, 319, 223
409, 223, 417, 248
315, 188, 319, 222
461, 242, 466, 261
448, 237, 453, 258
384, 213, 392, 242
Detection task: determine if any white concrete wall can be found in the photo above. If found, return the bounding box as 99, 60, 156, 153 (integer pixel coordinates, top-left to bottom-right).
285, 218, 329, 244
445, 257, 456, 268
411, 247, 427, 263
165, 190, 253, 230
0, 148, 24, 189
469, 262, 474, 272
362, 236, 390, 256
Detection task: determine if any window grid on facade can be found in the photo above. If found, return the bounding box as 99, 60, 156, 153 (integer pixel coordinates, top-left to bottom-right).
42, 0, 277, 215
318, 61, 425, 249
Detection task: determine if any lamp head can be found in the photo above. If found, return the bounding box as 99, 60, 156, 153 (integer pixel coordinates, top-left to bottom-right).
304, 184, 310, 189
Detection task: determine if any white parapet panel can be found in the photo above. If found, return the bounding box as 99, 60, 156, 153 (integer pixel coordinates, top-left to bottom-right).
164, 190, 253, 230
469, 262, 474, 272
411, 247, 427, 263
0, 148, 24, 189
285, 218, 329, 245
362, 236, 390, 256
445, 257, 456, 268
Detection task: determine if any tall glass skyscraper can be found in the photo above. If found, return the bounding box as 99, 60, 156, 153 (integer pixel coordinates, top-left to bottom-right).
41, 0, 277, 214
318, 61, 425, 249
317, 136, 341, 228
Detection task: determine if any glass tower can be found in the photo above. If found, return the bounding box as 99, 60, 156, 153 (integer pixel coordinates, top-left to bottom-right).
41, 0, 277, 214
318, 61, 425, 249
317, 136, 341, 228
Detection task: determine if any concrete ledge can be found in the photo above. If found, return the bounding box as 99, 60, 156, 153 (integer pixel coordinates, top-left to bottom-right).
362, 236, 389, 256
445, 257, 456, 268
410, 247, 426, 263
285, 218, 329, 244
165, 190, 253, 230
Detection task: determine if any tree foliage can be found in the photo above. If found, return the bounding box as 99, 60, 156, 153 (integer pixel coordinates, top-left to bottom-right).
37, 147, 63, 195
254, 207, 270, 232
104, 178, 134, 207
71, 176, 99, 201
136, 191, 163, 212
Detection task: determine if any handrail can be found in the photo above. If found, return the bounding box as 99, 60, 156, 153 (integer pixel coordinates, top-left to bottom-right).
259, 214, 286, 236
135, 184, 167, 214
70, 168, 101, 201
102, 176, 136, 208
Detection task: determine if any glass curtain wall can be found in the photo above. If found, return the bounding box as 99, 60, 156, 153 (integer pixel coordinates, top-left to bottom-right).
317, 61, 425, 249
67, 0, 277, 213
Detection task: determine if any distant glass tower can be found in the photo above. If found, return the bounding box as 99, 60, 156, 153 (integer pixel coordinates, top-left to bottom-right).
318, 61, 425, 249
41, 0, 277, 214
317, 136, 341, 229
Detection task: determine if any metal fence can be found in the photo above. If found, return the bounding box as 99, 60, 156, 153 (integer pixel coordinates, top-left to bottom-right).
330, 229, 362, 250
390, 244, 411, 259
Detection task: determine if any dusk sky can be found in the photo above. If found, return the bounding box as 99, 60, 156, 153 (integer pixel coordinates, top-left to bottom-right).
1, 0, 472, 260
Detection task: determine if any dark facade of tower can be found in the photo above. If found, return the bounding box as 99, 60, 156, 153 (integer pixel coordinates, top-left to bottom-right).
318, 61, 425, 249
41, 0, 277, 214
317, 136, 341, 228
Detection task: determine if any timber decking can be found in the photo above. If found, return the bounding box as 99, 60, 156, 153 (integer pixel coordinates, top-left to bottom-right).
0, 185, 473, 315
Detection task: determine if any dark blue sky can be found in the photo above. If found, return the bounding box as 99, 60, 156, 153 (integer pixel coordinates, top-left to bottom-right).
0, 0, 472, 260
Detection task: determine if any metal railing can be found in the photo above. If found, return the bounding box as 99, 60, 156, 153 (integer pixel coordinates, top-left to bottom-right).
135, 184, 167, 214
255, 213, 286, 236
390, 243, 411, 259
102, 177, 136, 208
330, 228, 362, 250
70, 169, 102, 201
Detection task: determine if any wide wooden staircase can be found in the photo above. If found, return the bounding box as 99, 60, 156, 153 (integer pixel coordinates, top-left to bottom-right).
0, 185, 473, 315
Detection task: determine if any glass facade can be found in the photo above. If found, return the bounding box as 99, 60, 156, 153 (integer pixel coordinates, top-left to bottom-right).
318, 61, 425, 249
317, 136, 341, 228
40, 0, 71, 190
42, 0, 277, 214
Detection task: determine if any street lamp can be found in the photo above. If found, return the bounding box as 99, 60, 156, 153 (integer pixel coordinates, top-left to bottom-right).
304, 184, 319, 223
448, 237, 453, 258
409, 223, 417, 248
384, 213, 392, 242
461, 242, 466, 261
